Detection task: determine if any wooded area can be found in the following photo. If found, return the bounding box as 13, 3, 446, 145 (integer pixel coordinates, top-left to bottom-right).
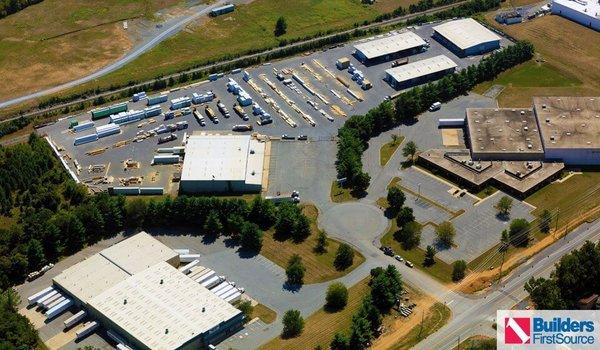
0, 0, 43, 19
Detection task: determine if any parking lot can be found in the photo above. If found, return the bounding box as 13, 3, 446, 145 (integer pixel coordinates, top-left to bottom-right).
419, 191, 535, 263
38, 20, 511, 194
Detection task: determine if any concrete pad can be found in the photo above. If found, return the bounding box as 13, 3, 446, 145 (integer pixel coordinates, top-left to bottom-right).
441, 129, 460, 146
19, 307, 47, 330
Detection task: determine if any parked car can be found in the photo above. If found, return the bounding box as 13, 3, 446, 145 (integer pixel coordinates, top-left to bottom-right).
380, 246, 394, 256
405, 261, 414, 268
428, 102, 442, 112
394, 255, 404, 262
281, 134, 295, 140
297, 135, 308, 141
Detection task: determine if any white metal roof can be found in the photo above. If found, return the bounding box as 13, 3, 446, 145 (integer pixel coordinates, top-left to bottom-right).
53, 254, 130, 304
181, 134, 265, 183
88, 262, 241, 350
553, 0, 600, 18
53, 232, 178, 304
100, 232, 178, 275
354, 31, 426, 60
433, 18, 501, 51
385, 55, 457, 83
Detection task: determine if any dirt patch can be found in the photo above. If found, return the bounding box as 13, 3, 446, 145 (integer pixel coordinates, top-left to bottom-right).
371, 288, 435, 350
441, 129, 460, 147
18, 307, 47, 330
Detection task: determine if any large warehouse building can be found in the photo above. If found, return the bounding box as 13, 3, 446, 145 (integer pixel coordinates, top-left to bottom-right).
52, 233, 244, 350
466, 108, 545, 161
385, 55, 457, 90
432, 18, 501, 57
353, 31, 426, 64
534, 96, 600, 165
180, 134, 266, 193
552, 0, 600, 31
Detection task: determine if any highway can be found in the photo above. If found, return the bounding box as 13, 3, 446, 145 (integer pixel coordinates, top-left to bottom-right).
414, 219, 600, 349
0, 0, 226, 110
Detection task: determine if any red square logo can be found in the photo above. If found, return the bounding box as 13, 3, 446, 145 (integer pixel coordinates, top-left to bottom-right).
505, 317, 531, 344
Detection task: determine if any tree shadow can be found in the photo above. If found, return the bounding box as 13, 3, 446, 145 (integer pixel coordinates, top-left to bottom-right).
350, 188, 368, 199
223, 236, 239, 248
384, 207, 399, 219
283, 281, 302, 293
323, 304, 344, 314
237, 248, 260, 259
495, 212, 510, 222
400, 159, 413, 169
201, 233, 218, 245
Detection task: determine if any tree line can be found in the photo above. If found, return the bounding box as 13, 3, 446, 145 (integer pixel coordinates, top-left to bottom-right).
336, 40, 534, 191
281, 265, 403, 349
2, 0, 501, 139
526, 241, 600, 310
0, 0, 42, 19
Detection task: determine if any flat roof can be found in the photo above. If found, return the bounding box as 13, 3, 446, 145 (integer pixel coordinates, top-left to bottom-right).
419, 149, 564, 194
100, 232, 179, 275
88, 262, 241, 350
466, 108, 544, 156
53, 254, 130, 304
534, 96, 600, 149
181, 134, 265, 183
354, 31, 426, 60
53, 232, 178, 304
552, 0, 600, 19
433, 18, 501, 50
385, 55, 457, 83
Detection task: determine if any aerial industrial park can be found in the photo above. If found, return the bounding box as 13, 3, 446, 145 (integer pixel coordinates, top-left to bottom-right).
0, 0, 599, 350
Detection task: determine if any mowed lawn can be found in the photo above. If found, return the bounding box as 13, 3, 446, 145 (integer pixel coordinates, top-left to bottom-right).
380, 219, 454, 284
260, 204, 365, 284
380, 136, 405, 166
261, 277, 371, 350
525, 172, 600, 228
0, 0, 180, 100
65, 0, 419, 97
481, 14, 600, 106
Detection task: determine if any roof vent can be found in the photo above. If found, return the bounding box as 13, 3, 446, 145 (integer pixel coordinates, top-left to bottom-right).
520, 110, 525, 115
160, 279, 164, 285
542, 104, 547, 109
124, 299, 127, 305
566, 132, 571, 136
250, 149, 255, 154
165, 329, 169, 334
202, 307, 206, 313
546, 118, 550, 123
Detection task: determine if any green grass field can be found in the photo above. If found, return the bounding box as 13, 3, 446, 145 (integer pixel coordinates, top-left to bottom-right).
260, 204, 365, 284
380, 136, 405, 166
380, 220, 454, 284
33, 0, 418, 104
330, 181, 360, 203
261, 277, 371, 350
0, 0, 180, 100
252, 303, 277, 324
480, 14, 600, 107
525, 172, 600, 228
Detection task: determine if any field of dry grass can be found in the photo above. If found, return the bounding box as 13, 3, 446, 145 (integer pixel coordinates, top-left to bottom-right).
481, 14, 600, 106
260, 204, 365, 284
0, 0, 180, 100
261, 277, 371, 350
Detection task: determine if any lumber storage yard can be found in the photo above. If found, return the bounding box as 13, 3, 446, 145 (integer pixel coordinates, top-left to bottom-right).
39, 21, 509, 195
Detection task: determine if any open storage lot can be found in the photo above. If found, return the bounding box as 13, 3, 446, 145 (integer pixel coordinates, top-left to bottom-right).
38, 21, 511, 194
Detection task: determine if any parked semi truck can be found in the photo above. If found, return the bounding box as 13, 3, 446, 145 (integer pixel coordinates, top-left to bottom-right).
205, 106, 219, 124
193, 108, 206, 126
217, 101, 231, 118
233, 104, 249, 121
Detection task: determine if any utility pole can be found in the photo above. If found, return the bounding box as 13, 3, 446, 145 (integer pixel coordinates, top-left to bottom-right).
457, 335, 460, 350
497, 243, 507, 286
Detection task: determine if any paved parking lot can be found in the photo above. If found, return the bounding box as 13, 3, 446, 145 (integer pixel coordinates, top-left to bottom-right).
267, 140, 336, 209
38, 20, 510, 194
420, 191, 535, 263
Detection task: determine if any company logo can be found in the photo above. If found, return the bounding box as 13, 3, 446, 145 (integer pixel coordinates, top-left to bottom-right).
505, 317, 531, 344
497, 310, 600, 349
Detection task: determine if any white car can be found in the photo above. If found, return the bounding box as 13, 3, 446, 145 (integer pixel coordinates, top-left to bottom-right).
394, 255, 404, 262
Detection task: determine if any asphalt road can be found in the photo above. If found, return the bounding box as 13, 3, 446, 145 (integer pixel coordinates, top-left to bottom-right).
414, 220, 600, 349
0, 0, 227, 110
